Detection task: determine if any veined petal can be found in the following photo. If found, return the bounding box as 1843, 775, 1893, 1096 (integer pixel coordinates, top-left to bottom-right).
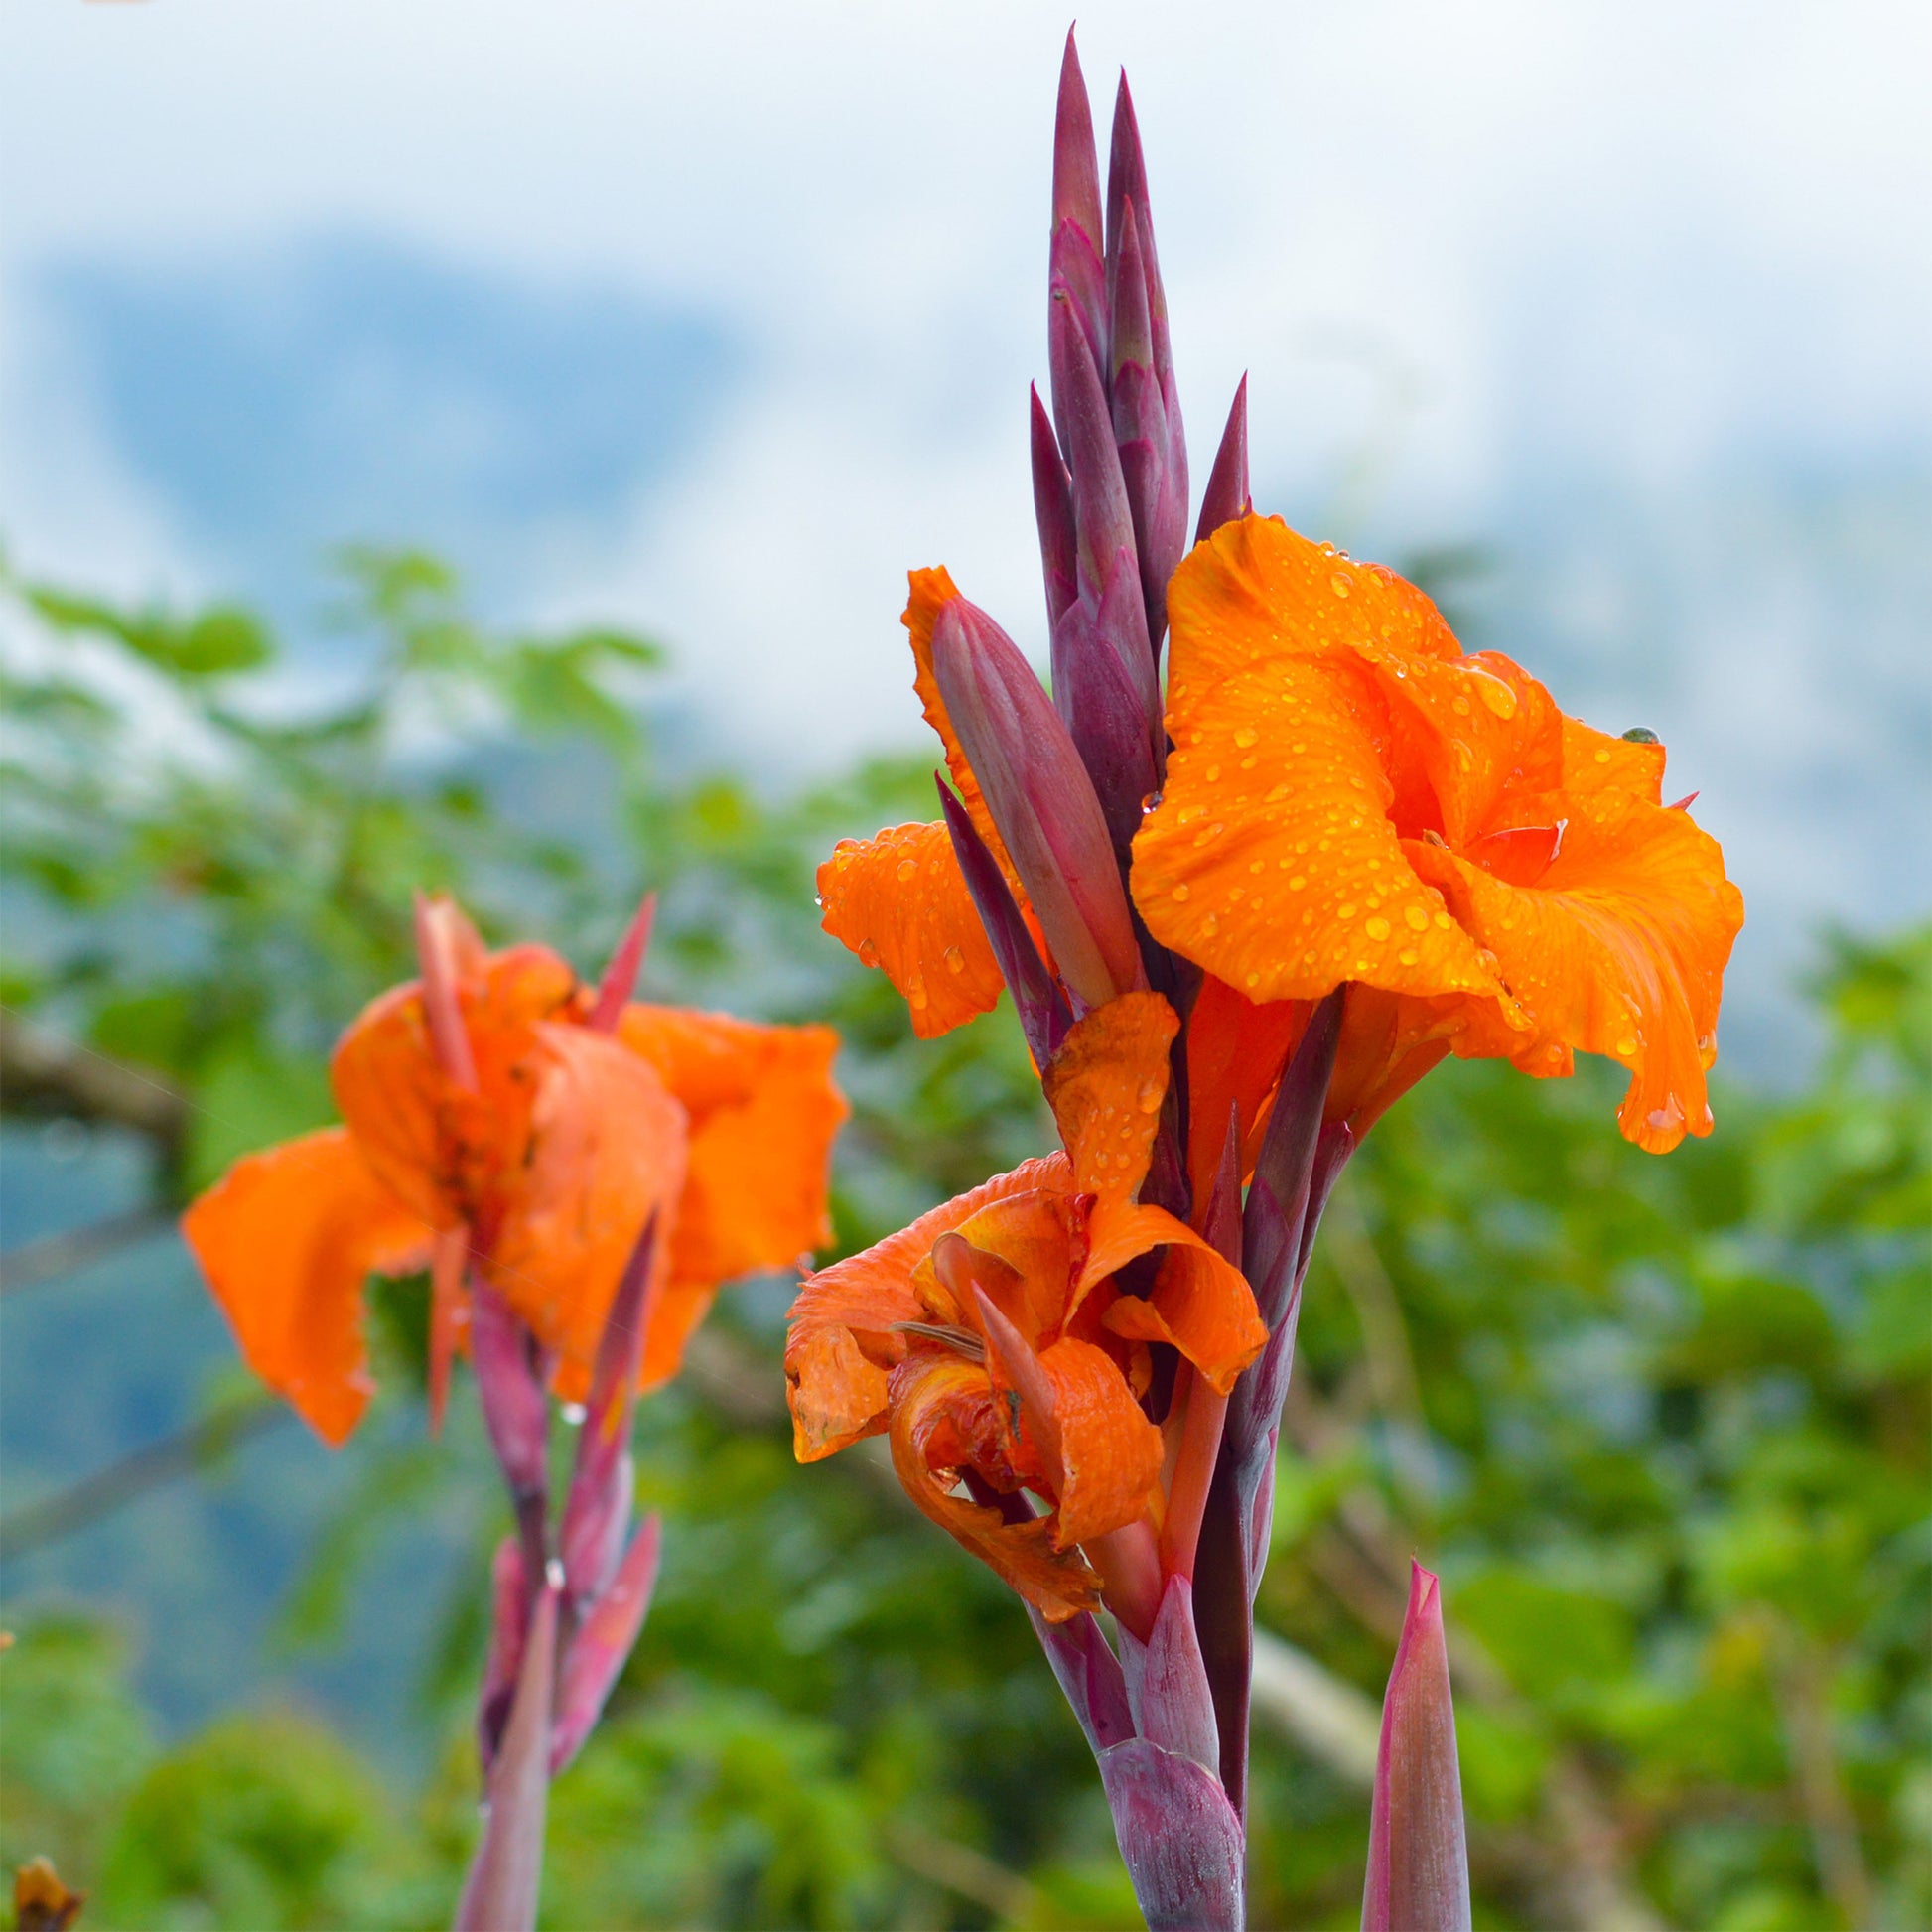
488, 1024, 688, 1373
182, 1127, 428, 1445
816, 821, 1006, 1036
785, 1155, 1071, 1454
889, 1353, 1102, 1622
1410, 791, 1743, 1152
1043, 991, 1178, 1205
787, 1326, 892, 1461
1135, 654, 1501, 1006
619, 1006, 846, 1351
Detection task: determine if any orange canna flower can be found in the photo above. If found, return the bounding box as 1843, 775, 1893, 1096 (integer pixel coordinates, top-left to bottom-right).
786, 990, 1264, 1627
185, 897, 845, 1445
1132, 515, 1744, 1154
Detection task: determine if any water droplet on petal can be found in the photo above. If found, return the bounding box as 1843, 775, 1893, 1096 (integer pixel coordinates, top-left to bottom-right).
896, 858, 917, 883
1365, 915, 1391, 941
943, 945, 965, 975
1172, 884, 1190, 901
1329, 572, 1352, 599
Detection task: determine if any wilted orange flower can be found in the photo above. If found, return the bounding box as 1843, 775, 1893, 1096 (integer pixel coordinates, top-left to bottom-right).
786, 991, 1264, 1626
185, 897, 845, 1445
1131, 515, 1743, 1153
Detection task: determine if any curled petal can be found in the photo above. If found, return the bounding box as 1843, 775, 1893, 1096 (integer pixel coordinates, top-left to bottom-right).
182, 1127, 426, 1445
785, 1156, 1071, 1454
816, 820, 1006, 1036
1035, 1336, 1164, 1549
889, 1354, 1101, 1622
1411, 793, 1742, 1152
1095, 1209, 1266, 1394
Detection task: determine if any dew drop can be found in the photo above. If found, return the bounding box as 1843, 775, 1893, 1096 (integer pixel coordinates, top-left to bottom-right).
1615, 1035, 1638, 1057
1365, 915, 1391, 941
1329, 573, 1352, 599
1398, 948, 1419, 966
1245, 971, 1261, 988
1172, 884, 1191, 901
1405, 904, 1430, 931
1233, 726, 1258, 749
1433, 911, 1453, 930
1337, 902, 1357, 919
1289, 875, 1307, 891
896, 858, 917, 883
1450, 695, 1471, 717
943, 945, 965, 975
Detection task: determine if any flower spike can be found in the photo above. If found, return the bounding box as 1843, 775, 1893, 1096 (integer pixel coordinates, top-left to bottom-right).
588, 891, 656, 1033
1195, 375, 1252, 543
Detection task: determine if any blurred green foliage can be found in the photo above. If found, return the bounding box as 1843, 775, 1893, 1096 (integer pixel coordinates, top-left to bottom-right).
0, 556, 1925, 1930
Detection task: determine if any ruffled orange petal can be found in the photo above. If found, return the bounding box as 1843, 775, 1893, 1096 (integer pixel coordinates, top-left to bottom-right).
1136, 653, 1505, 1008
1032, 1337, 1164, 1547
927, 1189, 1077, 1344
487, 1023, 688, 1372
1042, 991, 1178, 1206
1092, 1206, 1267, 1393
888, 1353, 1102, 1622
1409, 791, 1742, 1152
784, 1154, 1071, 1453
618, 1006, 845, 1306
816, 821, 1007, 1037
331, 943, 583, 1232
182, 1127, 430, 1446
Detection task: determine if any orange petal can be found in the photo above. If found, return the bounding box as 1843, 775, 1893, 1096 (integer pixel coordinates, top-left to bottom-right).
1092, 1203, 1267, 1393
888, 1353, 1102, 1622
816, 821, 1007, 1036
787, 1325, 893, 1461
1410, 791, 1742, 1152
937, 1189, 1078, 1342
182, 1127, 429, 1446
1033, 1337, 1164, 1548
1185, 974, 1308, 1205
331, 943, 583, 1231
1562, 715, 1667, 807
618, 1006, 846, 1321
1043, 990, 1178, 1207
1134, 653, 1503, 1008
487, 1023, 688, 1374
785, 1155, 1071, 1450
1166, 515, 1463, 700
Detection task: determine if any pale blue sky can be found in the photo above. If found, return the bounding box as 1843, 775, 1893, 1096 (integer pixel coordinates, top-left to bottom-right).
3, 0, 1928, 1060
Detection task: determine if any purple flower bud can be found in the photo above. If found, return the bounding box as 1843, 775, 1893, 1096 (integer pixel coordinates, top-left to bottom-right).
1052, 29, 1102, 247
1031, 386, 1078, 631
550, 1514, 662, 1775
1105, 74, 1173, 398
928, 597, 1143, 1010
1363, 1564, 1472, 1932
455, 1579, 558, 1932
935, 777, 1071, 1065
1050, 586, 1159, 854
1048, 285, 1137, 606
1195, 376, 1252, 544
559, 1214, 658, 1612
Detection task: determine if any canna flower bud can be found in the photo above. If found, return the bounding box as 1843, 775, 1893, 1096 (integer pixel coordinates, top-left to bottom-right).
928, 596, 1143, 1010
1363, 1564, 1472, 1932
